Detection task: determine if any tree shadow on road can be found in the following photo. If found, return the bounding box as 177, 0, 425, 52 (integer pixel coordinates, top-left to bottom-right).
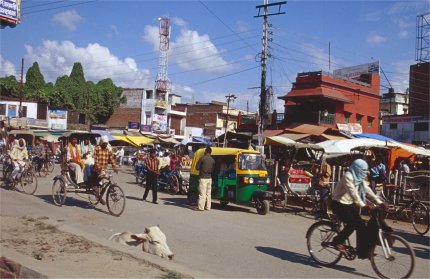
255, 246, 374, 278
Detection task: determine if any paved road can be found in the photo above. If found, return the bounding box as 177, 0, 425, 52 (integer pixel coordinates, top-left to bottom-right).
1, 165, 429, 278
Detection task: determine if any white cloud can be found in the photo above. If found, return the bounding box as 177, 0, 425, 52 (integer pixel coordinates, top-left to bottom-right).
300, 43, 343, 72
172, 17, 187, 28
106, 25, 119, 39
0, 55, 17, 77
52, 10, 83, 31
143, 24, 232, 73
235, 20, 249, 33
367, 34, 387, 45
24, 40, 152, 88
399, 30, 409, 38
389, 59, 414, 93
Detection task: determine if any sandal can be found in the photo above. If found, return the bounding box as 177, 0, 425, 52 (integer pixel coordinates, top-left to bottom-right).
335, 244, 347, 254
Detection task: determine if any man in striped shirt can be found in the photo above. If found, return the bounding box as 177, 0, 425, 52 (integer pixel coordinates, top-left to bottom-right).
94, 136, 118, 175
142, 149, 160, 204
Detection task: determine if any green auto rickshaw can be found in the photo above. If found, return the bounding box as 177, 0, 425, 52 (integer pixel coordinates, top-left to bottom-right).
188, 147, 272, 215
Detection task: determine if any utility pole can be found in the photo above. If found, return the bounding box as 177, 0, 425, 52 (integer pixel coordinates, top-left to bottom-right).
18, 58, 24, 118
223, 94, 237, 148
255, 1, 286, 146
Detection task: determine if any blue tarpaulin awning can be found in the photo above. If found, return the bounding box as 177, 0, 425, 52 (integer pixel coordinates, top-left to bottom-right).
354, 133, 399, 143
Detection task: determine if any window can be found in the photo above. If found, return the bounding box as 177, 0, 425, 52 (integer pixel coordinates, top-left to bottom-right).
390, 123, 398, 130
145, 112, 152, 125
367, 117, 374, 128
414, 122, 429, 132
344, 113, 350, 124
356, 115, 362, 125
146, 90, 153, 99
22, 106, 27, 117
0, 104, 6, 115
78, 113, 86, 124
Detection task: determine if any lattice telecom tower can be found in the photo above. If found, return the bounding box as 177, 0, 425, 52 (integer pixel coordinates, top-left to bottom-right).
416, 12, 430, 62
155, 17, 172, 96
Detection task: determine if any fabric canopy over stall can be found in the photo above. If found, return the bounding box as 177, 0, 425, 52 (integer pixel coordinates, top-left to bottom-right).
125, 135, 154, 146
264, 136, 296, 146
42, 134, 60, 142
112, 135, 137, 146
318, 138, 397, 154
158, 137, 179, 145
354, 133, 399, 143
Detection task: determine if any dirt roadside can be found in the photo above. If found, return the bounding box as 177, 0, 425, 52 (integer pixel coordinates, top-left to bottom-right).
0, 215, 185, 278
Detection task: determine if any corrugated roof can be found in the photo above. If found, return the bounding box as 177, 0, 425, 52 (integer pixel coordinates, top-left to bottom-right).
284, 123, 329, 136
278, 133, 310, 141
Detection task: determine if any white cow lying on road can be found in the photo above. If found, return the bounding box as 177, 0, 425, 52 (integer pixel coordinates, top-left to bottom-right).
109, 226, 174, 260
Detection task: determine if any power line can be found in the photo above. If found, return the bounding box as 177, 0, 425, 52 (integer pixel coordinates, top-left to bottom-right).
188, 66, 259, 87
23, 0, 99, 16
22, 0, 68, 11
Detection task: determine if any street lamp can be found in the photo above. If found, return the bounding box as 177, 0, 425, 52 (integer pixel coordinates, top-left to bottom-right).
223, 94, 237, 148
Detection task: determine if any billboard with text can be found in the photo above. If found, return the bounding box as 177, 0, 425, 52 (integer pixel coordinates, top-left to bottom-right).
334, 61, 380, 80
0, 0, 21, 24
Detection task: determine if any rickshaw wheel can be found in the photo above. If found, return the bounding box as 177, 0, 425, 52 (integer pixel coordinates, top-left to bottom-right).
168, 175, 180, 195
106, 184, 126, 217
52, 179, 67, 206
272, 186, 286, 210
256, 199, 270, 215
88, 186, 101, 205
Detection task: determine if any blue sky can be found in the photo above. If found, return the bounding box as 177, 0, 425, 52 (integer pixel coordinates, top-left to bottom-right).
1, 0, 429, 112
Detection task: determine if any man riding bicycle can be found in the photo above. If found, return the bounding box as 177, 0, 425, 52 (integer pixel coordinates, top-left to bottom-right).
32, 138, 46, 172
331, 158, 386, 259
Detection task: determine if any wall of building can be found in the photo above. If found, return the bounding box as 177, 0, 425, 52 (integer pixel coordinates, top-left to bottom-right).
409, 62, 429, 116
0, 100, 38, 118
381, 115, 429, 144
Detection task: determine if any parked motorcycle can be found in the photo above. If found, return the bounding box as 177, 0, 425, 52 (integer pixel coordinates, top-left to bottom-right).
135, 163, 147, 185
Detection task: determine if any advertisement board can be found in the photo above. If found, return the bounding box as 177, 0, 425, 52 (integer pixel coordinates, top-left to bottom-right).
8, 104, 16, 117
140, 124, 152, 132
48, 109, 67, 130
0, 0, 21, 24
337, 123, 363, 134
152, 114, 167, 132
334, 61, 380, 80
128, 121, 140, 130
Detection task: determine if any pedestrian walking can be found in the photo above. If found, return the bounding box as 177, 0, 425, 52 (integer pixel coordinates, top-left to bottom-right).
142, 149, 160, 204
195, 147, 215, 211
115, 147, 125, 166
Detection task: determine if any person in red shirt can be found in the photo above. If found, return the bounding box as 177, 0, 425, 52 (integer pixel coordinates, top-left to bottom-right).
142, 149, 160, 204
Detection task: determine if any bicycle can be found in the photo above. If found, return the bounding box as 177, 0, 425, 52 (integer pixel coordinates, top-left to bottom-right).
2, 159, 38, 195
306, 205, 415, 279
384, 187, 429, 235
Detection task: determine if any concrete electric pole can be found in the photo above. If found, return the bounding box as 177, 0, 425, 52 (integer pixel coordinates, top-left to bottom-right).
254, 0, 286, 146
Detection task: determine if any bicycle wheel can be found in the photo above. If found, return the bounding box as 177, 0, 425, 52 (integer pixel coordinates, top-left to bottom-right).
52, 179, 67, 206
370, 234, 415, 279
20, 170, 38, 195
88, 186, 101, 205
302, 195, 317, 214
306, 220, 342, 266
168, 175, 180, 195
47, 160, 55, 173
412, 202, 429, 235
106, 183, 126, 217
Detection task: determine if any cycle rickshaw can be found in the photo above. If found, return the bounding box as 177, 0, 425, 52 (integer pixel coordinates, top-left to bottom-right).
51, 131, 126, 217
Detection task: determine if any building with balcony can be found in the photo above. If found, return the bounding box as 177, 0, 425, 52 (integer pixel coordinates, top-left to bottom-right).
278, 70, 381, 134
380, 89, 409, 117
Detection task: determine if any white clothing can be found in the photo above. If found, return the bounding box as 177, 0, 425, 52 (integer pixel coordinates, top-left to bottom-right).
198, 178, 212, 210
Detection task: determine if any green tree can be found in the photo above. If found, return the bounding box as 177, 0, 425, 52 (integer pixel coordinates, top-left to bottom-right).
0, 75, 20, 97
24, 62, 46, 100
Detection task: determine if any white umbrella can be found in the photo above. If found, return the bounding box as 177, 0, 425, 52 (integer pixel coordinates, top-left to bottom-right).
317, 138, 396, 154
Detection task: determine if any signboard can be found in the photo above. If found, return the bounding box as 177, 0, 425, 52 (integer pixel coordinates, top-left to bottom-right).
152, 114, 167, 132
337, 123, 363, 134
128, 121, 140, 129
8, 104, 16, 117
334, 61, 380, 80
48, 109, 67, 130
140, 124, 152, 132
0, 0, 21, 24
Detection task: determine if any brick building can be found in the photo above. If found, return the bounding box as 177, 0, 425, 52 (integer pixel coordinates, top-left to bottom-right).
278, 70, 381, 134
409, 62, 429, 116
186, 101, 245, 138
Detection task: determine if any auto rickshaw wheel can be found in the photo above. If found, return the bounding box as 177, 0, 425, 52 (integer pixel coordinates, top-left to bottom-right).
256, 199, 270, 215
